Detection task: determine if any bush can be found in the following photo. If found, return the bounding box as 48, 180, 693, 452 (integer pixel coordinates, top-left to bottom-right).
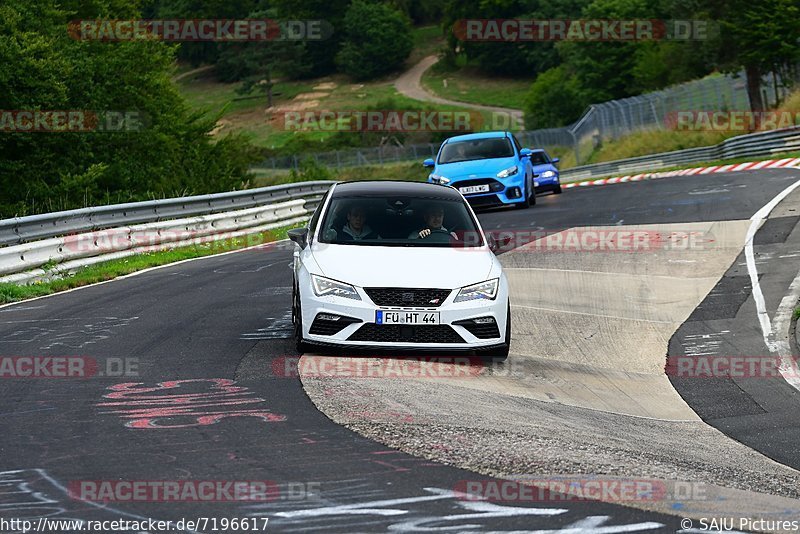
0, 0, 260, 217
523, 66, 588, 129
336, 1, 414, 81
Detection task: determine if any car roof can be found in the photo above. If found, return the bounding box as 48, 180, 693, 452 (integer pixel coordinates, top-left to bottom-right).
530, 148, 547, 153
443, 131, 509, 143
331, 180, 464, 200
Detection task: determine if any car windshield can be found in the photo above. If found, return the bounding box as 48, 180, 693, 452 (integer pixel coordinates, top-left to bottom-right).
529, 152, 549, 165
438, 138, 514, 164
318, 195, 484, 247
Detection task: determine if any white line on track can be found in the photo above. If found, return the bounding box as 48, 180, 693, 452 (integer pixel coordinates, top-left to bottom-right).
745, 176, 800, 392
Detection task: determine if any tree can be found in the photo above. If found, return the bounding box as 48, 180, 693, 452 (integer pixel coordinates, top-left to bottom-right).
705, 0, 800, 111
336, 0, 413, 80
216, 10, 310, 107
523, 66, 588, 128
272, 0, 351, 76
0, 0, 259, 217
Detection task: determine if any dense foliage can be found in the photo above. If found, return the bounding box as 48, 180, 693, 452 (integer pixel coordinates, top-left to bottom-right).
0, 0, 259, 217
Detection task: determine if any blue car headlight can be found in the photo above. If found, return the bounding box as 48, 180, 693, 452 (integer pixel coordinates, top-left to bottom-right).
496, 166, 518, 179
454, 279, 499, 303
540, 170, 556, 178
429, 174, 450, 184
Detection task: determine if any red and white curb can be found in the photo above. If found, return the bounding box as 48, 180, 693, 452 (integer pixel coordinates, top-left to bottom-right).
563, 157, 800, 189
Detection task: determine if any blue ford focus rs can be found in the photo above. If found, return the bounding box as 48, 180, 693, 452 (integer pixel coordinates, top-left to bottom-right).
423, 131, 538, 209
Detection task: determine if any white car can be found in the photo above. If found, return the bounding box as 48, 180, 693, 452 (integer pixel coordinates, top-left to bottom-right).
288, 181, 510, 359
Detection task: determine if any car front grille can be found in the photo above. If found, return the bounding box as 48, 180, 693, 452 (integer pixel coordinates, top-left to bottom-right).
467, 194, 503, 207
364, 288, 452, 308
347, 324, 466, 344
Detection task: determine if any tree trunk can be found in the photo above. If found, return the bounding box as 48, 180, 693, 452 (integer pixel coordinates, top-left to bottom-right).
745, 63, 764, 112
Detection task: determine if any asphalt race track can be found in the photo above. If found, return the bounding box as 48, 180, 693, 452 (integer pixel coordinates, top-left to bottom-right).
1, 169, 799, 533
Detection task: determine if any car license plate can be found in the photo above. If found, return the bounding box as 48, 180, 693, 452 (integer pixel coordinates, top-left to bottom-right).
534, 180, 539, 187
375, 310, 440, 325
459, 184, 490, 195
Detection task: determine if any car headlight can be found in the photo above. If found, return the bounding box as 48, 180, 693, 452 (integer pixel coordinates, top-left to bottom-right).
540, 170, 556, 178
429, 174, 450, 184
311, 275, 361, 300
496, 166, 518, 179
454, 278, 499, 303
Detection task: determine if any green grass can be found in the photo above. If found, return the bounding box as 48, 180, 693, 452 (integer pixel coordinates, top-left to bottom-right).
408, 25, 445, 66
178, 69, 499, 148
421, 67, 532, 110
251, 161, 429, 188
0, 224, 304, 305
794, 308, 800, 320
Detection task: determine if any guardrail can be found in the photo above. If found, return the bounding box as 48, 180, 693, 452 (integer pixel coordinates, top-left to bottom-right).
0, 181, 334, 284
560, 126, 800, 181
0, 181, 333, 247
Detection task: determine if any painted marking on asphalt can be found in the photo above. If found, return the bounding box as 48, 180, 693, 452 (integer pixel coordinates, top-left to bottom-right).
744, 176, 800, 392
96, 378, 287, 429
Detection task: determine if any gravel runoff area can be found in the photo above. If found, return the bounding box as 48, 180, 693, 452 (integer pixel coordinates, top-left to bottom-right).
302, 374, 800, 502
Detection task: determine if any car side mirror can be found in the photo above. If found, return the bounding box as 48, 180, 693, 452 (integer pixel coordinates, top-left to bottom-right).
288, 227, 309, 249
423, 158, 435, 168
519, 148, 532, 157
552, 157, 560, 164
487, 233, 498, 253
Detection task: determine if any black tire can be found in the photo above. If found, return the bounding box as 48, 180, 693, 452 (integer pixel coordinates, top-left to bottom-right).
293, 286, 309, 354
553, 184, 562, 194
482, 303, 510, 361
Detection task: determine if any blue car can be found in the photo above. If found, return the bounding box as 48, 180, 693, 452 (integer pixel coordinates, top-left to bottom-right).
423, 131, 541, 209
528, 149, 562, 195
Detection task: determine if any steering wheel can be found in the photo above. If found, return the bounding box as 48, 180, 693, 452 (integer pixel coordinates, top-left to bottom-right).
421, 228, 455, 244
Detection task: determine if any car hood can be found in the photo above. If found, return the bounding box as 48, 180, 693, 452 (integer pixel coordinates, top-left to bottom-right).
437, 157, 517, 179
532, 163, 558, 174
310, 244, 494, 289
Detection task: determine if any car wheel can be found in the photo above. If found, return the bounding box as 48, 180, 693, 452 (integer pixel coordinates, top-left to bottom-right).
553, 184, 562, 195
482, 303, 510, 361
293, 286, 308, 354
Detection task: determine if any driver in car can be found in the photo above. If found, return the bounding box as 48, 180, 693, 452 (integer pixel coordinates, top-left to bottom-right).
410, 205, 459, 240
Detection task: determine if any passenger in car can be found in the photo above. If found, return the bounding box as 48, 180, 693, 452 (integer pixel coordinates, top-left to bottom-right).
336, 205, 381, 241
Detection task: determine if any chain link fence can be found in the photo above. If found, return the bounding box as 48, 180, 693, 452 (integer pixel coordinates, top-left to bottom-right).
253, 72, 795, 171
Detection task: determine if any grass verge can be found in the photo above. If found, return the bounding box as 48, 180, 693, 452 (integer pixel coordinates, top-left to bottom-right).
421, 67, 532, 110
0, 223, 304, 305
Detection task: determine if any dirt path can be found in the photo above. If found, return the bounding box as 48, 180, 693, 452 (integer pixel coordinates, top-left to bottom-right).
394, 55, 523, 126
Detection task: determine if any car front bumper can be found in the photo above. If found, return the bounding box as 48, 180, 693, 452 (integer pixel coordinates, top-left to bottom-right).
299, 281, 509, 350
